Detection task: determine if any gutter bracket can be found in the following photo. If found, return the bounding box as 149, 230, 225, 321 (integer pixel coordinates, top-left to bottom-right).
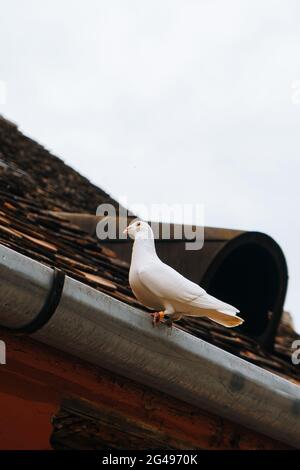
1, 267, 65, 334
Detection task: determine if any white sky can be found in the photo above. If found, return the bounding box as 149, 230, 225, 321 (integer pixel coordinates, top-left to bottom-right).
0, 0, 299, 330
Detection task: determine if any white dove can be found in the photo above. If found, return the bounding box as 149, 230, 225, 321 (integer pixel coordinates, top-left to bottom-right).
124, 220, 244, 328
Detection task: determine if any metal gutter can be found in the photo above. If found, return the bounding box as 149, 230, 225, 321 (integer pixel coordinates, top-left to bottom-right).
0, 244, 299, 447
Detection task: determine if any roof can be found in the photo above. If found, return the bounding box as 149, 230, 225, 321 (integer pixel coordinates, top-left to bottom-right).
0, 114, 299, 385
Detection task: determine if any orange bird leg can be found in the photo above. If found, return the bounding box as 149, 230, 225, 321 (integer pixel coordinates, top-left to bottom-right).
151, 311, 165, 327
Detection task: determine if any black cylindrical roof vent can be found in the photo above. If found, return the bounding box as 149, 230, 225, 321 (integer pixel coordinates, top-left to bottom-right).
197, 230, 288, 348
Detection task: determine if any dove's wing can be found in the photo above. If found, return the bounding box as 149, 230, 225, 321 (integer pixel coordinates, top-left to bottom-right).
137, 261, 205, 304
191, 292, 239, 314
138, 260, 239, 314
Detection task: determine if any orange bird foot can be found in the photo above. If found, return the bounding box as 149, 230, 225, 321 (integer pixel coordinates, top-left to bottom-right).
151, 311, 165, 327
151, 312, 173, 328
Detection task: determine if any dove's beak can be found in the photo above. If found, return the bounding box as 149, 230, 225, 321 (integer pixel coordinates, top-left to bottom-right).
122, 227, 128, 234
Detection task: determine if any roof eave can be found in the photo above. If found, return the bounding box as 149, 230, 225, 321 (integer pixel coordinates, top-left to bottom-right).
0, 244, 299, 448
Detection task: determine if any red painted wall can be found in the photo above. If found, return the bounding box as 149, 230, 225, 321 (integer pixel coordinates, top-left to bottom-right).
0, 330, 289, 450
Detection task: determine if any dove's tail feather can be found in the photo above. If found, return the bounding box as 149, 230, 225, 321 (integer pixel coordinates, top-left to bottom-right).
206, 310, 244, 328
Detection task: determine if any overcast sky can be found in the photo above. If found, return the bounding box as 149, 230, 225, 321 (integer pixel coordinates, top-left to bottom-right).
1, 0, 300, 330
